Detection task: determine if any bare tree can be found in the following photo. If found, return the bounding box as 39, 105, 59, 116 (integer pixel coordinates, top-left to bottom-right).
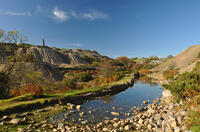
19, 33, 28, 43
0, 29, 5, 42
7, 31, 19, 43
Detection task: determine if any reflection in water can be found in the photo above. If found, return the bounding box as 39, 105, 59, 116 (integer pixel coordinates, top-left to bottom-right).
53, 78, 163, 124
101, 96, 115, 104
139, 76, 158, 86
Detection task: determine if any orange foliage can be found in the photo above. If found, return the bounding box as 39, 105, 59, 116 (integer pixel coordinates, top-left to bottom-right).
10, 84, 44, 97
116, 56, 129, 65
139, 69, 150, 75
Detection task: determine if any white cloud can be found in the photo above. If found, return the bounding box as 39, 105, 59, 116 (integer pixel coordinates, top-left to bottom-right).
71, 43, 82, 47
52, 7, 69, 22
71, 10, 110, 21
5, 11, 31, 16
81, 10, 110, 20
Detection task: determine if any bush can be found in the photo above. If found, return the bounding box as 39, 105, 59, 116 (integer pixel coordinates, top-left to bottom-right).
62, 78, 77, 90
0, 72, 10, 99
164, 72, 200, 101
74, 72, 93, 82
15, 83, 44, 97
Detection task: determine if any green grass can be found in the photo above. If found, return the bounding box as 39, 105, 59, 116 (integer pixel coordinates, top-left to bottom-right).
0, 74, 133, 114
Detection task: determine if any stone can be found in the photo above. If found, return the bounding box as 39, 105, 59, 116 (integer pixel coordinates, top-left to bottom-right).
10, 118, 20, 124
147, 124, 152, 130
76, 105, 81, 110
177, 116, 182, 125
113, 123, 119, 128
147, 108, 155, 115
138, 119, 143, 124
17, 128, 25, 132
171, 120, 177, 128
120, 119, 125, 125
102, 127, 108, 131
111, 112, 119, 116
124, 125, 130, 131
58, 123, 65, 130
104, 120, 109, 124
79, 112, 84, 117
1, 115, 9, 121
143, 100, 148, 104
174, 127, 181, 132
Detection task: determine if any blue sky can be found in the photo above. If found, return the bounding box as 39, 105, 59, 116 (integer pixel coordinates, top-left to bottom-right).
0, 0, 200, 58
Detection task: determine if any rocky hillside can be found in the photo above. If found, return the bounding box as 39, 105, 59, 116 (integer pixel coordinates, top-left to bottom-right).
153, 45, 200, 73
0, 43, 108, 80
18, 46, 106, 67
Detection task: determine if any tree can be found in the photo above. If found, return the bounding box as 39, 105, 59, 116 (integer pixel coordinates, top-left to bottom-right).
167, 55, 174, 59
116, 56, 129, 66
0, 29, 5, 42
7, 31, 19, 43
19, 33, 28, 43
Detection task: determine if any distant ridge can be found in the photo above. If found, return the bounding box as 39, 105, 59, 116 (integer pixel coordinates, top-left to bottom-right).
153, 45, 200, 73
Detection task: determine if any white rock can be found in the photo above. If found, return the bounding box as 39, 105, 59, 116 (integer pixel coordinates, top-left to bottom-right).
124, 125, 130, 131
10, 118, 20, 124
76, 105, 81, 110
111, 112, 119, 116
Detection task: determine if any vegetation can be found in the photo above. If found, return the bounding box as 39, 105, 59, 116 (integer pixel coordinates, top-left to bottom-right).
164, 62, 200, 130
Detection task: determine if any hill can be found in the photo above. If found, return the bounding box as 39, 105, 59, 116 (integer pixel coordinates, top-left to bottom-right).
0, 43, 108, 80
153, 45, 200, 73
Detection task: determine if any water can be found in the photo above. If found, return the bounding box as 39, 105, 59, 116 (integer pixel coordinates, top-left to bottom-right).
52, 78, 163, 124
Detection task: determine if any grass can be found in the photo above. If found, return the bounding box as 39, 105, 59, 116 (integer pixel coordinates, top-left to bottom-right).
0, 74, 133, 114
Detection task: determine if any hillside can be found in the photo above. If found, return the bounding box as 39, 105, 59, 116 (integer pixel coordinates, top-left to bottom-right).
153, 45, 200, 73
0, 43, 107, 67
0, 43, 108, 80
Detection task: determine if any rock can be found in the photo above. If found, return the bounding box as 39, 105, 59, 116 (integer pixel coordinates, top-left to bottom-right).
88, 111, 92, 114
147, 124, 152, 130
104, 120, 109, 124
177, 116, 182, 125
102, 127, 108, 131
174, 127, 181, 132
0, 121, 5, 125
79, 112, 84, 117
124, 125, 130, 131
120, 119, 125, 125
1, 115, 9, 121
138, 119, 143, 124
111, 112, 119, 116
143, 100, 148, 104
113, 123, 119, 128
10, 118, 20, 124
76, 105, 81, 110
17, 128, 25, 132
171, 121, 177, 128
58, 123, 65, 130
147, 108, 155, 115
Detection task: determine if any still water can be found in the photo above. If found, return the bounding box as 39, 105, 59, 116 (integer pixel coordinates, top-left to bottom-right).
52, 78, 163, 124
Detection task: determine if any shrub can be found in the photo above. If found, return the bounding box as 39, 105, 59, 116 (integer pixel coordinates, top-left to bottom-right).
74, 72, 93, 82
62, 78, 77, 90
0, 72, 10, 99
20, 84, 44, 97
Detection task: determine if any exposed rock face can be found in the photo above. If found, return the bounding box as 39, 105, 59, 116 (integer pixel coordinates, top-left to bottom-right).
153, 45, 200, 73
16, 46, 106, 66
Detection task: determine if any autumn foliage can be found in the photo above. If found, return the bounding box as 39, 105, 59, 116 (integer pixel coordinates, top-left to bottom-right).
10, 83, 44, 97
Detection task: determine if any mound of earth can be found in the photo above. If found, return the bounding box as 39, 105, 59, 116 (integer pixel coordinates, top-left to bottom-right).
153, 45, 200, 73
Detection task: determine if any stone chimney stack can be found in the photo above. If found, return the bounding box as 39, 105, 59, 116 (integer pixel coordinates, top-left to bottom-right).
42, 39, 45, 46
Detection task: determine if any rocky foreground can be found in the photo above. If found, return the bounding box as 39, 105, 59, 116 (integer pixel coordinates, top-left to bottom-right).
0, 90, 191, 132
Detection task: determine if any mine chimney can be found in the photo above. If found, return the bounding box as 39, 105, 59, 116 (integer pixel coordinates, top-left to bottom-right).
42, 39, 45, 46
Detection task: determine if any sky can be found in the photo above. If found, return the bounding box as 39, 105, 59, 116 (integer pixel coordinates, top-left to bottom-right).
0, 0, 200, 58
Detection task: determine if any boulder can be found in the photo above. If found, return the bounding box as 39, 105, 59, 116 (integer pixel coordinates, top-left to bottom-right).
10, 118, 20, 124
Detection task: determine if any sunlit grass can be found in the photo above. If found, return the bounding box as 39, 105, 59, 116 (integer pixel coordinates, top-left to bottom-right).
0, 74, 133, 113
